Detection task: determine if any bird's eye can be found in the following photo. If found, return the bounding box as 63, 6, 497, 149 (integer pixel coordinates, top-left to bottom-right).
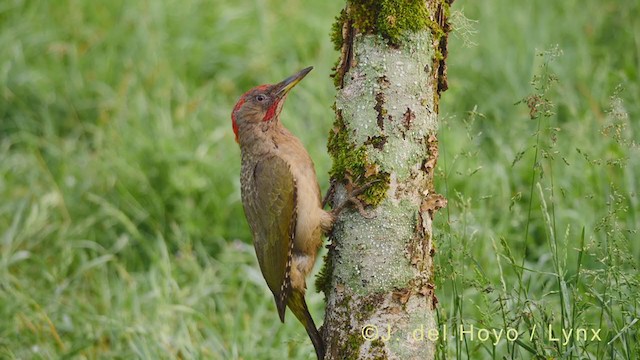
255, 94, 267, 102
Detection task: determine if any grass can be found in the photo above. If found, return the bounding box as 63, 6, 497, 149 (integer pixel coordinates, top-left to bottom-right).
0, 0, 638, 359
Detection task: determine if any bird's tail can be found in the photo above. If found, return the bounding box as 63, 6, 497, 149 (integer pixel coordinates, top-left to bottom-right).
288, 291, 325, 360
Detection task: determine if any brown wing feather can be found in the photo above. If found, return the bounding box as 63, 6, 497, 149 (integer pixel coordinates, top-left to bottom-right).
244, 155, 296, 322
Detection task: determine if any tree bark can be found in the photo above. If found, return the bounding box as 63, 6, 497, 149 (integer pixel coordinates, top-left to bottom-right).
319, 1, 452, 359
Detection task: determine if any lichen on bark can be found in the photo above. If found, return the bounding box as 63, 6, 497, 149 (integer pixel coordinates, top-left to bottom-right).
330, 200, 415, 293
333, 33, 437, 185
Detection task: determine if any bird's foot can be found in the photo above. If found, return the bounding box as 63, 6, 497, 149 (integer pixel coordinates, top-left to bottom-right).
328, 175, 378, 219
321, 180, 336, 209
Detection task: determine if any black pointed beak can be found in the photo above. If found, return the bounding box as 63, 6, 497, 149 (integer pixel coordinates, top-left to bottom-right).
275, 66, 313, 98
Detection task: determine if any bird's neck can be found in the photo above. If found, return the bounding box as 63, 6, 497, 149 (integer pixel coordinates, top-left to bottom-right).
238, 118, 287, 154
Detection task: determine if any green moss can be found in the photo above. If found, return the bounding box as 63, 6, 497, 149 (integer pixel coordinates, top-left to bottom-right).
361, 301, 376, 315
315, 250, 333, 294
433, 47, 444, 61
327, 108, 390, 206
325, 292, 364, 358
331, 0, 450, 46
343, 333, 387, 359
371, 339, 385, 347
360, 173, 390, 205
375, 1, 430, 43
331, 57, 343, 88
327, 109, 367, 179
370, 339, 388, 359
355, 293, 384, 322
343, 330, 366, 358
331, 9, 347, 51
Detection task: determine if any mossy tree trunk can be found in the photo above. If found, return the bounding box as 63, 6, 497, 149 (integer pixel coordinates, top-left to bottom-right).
318, 1, 453, 359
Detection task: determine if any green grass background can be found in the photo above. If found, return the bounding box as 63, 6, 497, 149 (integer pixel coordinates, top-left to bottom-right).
0, 0, 638, 359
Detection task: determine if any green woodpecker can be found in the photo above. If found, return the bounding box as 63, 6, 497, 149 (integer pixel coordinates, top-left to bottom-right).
232, 67, 332, 359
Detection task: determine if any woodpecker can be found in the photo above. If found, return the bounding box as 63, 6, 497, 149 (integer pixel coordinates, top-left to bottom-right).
232, 67, 332, 359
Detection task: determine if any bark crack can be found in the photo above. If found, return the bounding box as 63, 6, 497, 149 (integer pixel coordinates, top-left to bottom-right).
374, 92, 386, 131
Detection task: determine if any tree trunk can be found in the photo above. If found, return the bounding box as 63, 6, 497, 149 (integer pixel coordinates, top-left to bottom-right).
318, 1, 453, 359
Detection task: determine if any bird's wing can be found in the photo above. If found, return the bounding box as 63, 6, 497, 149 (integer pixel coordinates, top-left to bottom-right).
246, 155, 296, 322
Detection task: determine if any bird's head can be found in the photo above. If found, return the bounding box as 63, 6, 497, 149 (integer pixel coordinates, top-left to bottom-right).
231, 66, 313, 143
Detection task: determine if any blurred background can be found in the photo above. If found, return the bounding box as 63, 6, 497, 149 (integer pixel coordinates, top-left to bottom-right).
0, 0, 638, 358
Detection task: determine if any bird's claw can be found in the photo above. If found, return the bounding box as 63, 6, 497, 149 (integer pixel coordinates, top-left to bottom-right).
321, 180, 336, 209
348, 195, 376, 219
328, 176, 379, 219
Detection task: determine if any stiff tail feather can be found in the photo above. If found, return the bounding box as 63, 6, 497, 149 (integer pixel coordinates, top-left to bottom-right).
288, 291, 325, 360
